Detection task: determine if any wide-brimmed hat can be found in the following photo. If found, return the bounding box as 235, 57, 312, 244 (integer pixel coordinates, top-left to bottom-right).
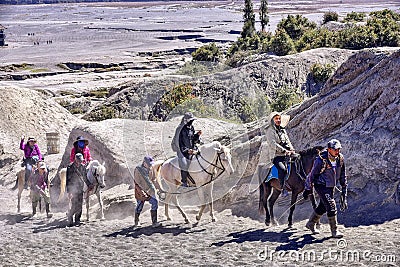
268, 112, 290, 128
328, 139, 342, 149
143, 155, 154, 166
27, 137, 36, 142
73, 136, 89, 146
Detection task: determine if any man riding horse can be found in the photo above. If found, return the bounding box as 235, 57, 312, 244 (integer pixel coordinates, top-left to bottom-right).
171, 112, 203, 187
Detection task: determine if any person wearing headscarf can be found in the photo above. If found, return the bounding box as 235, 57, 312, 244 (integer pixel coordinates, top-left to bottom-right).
70, 136, 92, 165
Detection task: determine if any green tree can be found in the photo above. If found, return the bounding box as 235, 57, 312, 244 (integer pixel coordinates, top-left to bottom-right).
259, 0, 269, 32
242, 0, 256, 38
367, 16, 400, 47
277, 14, 317, 41
269, 29, 296, 56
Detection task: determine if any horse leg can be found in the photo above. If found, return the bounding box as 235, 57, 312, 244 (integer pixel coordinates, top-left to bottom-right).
97, 191, 105, 220
86, 196, 90, 222
263, 183, 272, 226
17, 188, 22, 213
268, 188, 281, 226
209, 182, 216, 222
173, 195, 190, 224
196, 188, 206, 222
288, 191, 299, 227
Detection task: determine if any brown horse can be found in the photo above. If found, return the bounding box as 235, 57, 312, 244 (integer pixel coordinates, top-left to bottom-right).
259, 146, 323, 227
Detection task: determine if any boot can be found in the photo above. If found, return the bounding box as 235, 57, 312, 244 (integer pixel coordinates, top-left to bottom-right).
305, 211, 322, 234
134, 212, 140, 227
181, 170, 189, 187
328, 216, 344, 238
151, 210, 161, 227
32, 204, 36, 217
46, 203, 53, 219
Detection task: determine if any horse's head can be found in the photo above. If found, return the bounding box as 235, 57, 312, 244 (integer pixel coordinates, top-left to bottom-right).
88, 160, 106, 188
214, 142, 235, 176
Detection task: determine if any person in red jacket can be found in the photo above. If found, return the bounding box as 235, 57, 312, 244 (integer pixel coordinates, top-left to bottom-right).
70, 136, 92, 165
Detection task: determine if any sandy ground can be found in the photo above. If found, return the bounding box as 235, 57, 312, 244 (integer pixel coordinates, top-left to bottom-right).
1, 183, 399, 266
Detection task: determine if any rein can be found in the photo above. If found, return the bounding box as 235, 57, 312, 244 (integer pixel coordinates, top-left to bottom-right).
158, 151, 227, 197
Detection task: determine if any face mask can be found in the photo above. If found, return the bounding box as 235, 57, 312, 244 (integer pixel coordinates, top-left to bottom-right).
78, 140, 85, 149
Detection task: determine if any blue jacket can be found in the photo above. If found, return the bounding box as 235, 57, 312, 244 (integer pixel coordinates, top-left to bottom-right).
310, 150, 347, 189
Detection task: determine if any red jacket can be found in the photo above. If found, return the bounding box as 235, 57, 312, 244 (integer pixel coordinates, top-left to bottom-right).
70, 146, 92, 165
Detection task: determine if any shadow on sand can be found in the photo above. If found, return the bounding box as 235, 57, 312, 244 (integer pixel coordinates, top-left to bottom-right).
105, 221, 206, 238
0, 213, 32, 225
211, 227, 330, 250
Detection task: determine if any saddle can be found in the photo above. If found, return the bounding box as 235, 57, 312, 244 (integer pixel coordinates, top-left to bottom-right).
264, 163, 292, 191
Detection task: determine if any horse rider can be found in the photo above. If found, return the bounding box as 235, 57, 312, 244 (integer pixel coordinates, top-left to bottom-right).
264, 112, 296, 197
29, 161, 52, 218
172, 112, 202, 187
304, 139, 347, 238
133, 156, 161, 228
66, 153, 87, 227
20, 136, 43, 189
70, 136, 92, 166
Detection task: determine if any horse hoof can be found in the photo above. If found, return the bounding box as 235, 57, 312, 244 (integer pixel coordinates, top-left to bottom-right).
184, 219, 190, 224
195, 215, 200, 221
211, 218, 217, 222
166, 217, 172, 221
265, 221, 270, 227
100, 217, 105, 221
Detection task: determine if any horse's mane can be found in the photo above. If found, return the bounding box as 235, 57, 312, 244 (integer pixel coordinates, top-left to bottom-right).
299, 146, 324, 157
88, 160, 106, 175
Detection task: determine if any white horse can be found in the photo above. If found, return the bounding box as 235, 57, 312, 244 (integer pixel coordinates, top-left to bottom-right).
152, 141, 234, 224
59, 160, 106, 221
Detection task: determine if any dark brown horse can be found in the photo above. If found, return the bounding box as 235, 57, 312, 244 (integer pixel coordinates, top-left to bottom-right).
259, 146, 323, 227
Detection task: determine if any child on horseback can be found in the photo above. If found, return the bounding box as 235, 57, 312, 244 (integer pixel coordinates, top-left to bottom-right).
265, 112, 296, 198
70, 136, 92, 166
20, 136, 43, 189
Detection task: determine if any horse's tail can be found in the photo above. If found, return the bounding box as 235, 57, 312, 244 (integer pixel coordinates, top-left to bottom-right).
58, 168, 67, 202
259, 182, 265, 214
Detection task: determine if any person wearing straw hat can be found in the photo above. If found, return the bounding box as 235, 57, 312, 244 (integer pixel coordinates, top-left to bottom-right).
305, 139, 347, 238
264, 112, 296, 198
29, 161, 52, 218
20, 136, 43, 189
70, 136, 92, 165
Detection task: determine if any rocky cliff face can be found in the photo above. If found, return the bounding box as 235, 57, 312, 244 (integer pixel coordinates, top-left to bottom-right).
84, 48, 355, 122
226, 47, 400, 225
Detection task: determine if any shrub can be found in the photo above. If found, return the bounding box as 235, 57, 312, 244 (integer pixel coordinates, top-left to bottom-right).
192, 43, 221, 62
296, 28, 336, 52
370, 9, 400, 21
269, 29, 296, 56
336, 25, 377, 49
161, 83, 194, 114
277, 14, 317, 40
343, 12, 365, 23
270, 87, 303, 112
367, 16, 400, 47
310, 63, 336, 83
323, 11, 339, 24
